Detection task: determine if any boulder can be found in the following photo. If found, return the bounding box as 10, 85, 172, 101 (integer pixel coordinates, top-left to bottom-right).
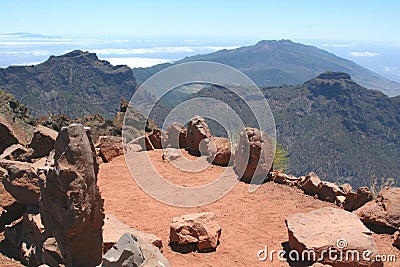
0, 166, 16, 209
0, 144, 33, 162
2, 162, 40, 207
299, 172, 322, 196
0, 115, 30, 154
103, 214, 163, 252
186, 116, 211, 156
343, 187, 373, 211
29, 125, 58, 158
286, 207, 382, 266
270, 170, 301, 186
162, 148, 181, 162
40, 124, 104, 267
170, 212, 221, 252
234, 128, 274, 183
96, 136, 124, 163
148, 128, 168, 149
167, 123, 187, 148
318, 181, 345, 203
102, 233, 144, 267
354, 187, 400, 232
207, 137, 233, 166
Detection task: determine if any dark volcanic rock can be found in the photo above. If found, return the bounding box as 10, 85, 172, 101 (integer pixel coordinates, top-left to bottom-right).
40, 124, 104, 267
102, 233, 144, 267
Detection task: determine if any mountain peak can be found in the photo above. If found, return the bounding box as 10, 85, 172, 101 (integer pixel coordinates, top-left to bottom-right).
49, 50, 98, 61
316, 71, 352, 80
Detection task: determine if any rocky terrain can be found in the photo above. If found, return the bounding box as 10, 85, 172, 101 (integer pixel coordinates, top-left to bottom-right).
0, 109, 399, 266
0, 50, 137, 118
176, 72, 400, 188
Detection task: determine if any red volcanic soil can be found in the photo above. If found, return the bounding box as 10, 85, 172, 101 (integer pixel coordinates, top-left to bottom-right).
97, 149, 400, 267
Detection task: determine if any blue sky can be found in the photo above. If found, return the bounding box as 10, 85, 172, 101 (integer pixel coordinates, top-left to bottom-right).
1, 0, 399, 41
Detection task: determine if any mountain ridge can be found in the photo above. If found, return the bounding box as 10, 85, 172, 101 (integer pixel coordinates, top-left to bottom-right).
133, 39, 400, 96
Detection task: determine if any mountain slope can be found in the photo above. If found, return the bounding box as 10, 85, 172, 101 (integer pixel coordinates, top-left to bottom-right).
182, 72, 400, 188
133, 40, 400, 96
0, 50, 137, 118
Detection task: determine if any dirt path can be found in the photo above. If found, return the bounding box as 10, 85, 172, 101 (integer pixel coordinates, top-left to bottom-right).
98, 150, 399, 267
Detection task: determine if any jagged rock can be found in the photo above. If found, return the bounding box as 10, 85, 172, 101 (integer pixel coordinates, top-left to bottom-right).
130, 135, 154, 151
162, 148, 181, 162
41, 237, 63, 267
170, 212, 221, 252
393, 231, 400, 249
271, 170, 301, 186
40, 124, 104, 267
19, 210, 49, 265
4, 216, 23, 248
186, 116, 211, 156
96, 136, 124, 163
299, 172, 322, 196
2, 162, 40, 206
0, 144, 33, 162
318, 181, 345, 203
103, 214, 163, 252
167, 123, 187, 148
234, 128, 274, 183
286, 207, 382, 266
29, 125, 58, 158
0, 167, 16, 209
207, 137, 233, 166
354, 187, 400, 232
343, 187, 373, 211
102, 233, 144, 267
148, 128, 168, 149
0, 115, 31, 154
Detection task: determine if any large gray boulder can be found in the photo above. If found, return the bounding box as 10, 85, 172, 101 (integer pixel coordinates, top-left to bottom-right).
234, 127, 274, 183
354, 187, 400, 232
102, 233, 144, 267
40, 124, 104, 267
286, 207, 382, 266
186, 116, 211, 156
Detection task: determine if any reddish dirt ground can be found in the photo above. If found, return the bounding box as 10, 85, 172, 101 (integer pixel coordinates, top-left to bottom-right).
0, 149, 398, 266
97, 150, 400, 267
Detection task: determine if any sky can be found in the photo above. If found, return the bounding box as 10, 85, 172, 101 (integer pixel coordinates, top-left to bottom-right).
1, 0, 399, 42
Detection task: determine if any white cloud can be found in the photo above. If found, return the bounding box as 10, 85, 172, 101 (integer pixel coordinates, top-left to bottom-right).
92, 46, 240, 56
100, 57, 171, 68
384, 66, 400, 76
349, 51, 380, 57
322, 44, 353, 47
0, 50, 49, 56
